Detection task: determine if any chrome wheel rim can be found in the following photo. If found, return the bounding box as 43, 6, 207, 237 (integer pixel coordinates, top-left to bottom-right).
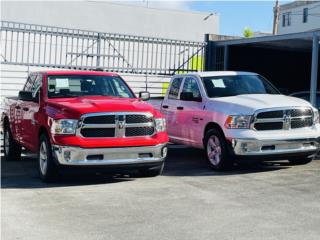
4, 129, 9, 156
207, 135, 222, 166
39, 141, 48, 176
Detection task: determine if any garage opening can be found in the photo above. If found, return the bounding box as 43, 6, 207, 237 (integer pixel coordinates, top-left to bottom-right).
205, 31, 320, 106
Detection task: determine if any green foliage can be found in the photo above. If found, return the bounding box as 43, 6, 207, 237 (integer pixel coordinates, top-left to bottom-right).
243, 27, 253, 38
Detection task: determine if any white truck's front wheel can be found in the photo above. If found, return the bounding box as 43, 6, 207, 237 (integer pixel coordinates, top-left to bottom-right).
204, 129, 233, 170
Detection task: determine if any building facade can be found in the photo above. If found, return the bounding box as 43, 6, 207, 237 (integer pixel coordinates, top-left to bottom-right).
1, 1, 217, 98
1, 1, 219, 42
278, 0, 320, 34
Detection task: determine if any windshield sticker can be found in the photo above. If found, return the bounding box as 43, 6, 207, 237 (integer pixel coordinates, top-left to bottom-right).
56, 78, 69, 88
212, 79, 226, 88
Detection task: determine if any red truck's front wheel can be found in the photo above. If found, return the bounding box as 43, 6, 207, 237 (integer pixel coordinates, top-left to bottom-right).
38, 134, 59, 182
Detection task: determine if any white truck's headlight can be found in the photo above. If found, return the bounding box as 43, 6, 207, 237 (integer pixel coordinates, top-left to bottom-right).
224, 115, 252, 129
313, 109, 319, 124
154, 118, 166, 132
51, 119, 78, 135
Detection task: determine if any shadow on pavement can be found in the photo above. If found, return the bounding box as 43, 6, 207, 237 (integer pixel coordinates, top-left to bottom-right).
1, 145, 295, 188
163, 146, 291, 177
1, 153, 133, 189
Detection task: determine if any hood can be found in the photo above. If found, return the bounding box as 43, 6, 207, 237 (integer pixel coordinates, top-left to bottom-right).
207, 94, 312, 115
46, 96, 159, 119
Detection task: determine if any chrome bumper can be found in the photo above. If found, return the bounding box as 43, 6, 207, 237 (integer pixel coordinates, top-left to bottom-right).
232, 138, 320, 156
52, 144, 167, 166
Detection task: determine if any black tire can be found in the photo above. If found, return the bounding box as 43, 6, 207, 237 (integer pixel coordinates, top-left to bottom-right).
288, 156, 313, 165
139, 162, 164, 177
3, 122, 22, 161
38, 134, 59, 182
204, 128, 233, 170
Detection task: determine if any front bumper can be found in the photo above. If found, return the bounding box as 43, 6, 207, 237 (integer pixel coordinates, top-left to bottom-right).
231, 138, 320, 156
52, 144, 167, 166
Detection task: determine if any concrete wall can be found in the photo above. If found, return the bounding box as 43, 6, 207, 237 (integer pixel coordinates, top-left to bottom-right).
278, 1, 320, 34
1, 1, 219, 42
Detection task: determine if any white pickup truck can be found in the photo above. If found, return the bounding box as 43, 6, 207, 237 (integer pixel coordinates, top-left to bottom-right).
150, 71, 320, 170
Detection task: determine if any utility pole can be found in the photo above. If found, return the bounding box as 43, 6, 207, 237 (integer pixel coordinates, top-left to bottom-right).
273, 0, 280, 35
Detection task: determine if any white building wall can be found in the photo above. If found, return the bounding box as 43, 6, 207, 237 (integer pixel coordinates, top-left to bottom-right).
1, 1, 212, 100
278, 1, 320, 34
1, 1, 219, 42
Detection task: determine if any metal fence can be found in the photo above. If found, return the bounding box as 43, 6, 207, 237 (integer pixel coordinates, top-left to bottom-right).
0, 21, 206, 75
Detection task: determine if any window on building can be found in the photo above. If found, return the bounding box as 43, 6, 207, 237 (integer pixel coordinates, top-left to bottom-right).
303, 8, 308, 23
282, 12, 292, 27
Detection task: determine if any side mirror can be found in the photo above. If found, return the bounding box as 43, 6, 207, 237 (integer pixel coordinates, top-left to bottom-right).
139, 91, 150, 101
180, 92, 202, 102
18, 91, 35, 102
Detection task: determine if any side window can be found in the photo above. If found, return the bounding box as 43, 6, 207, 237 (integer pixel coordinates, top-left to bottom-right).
182, 77, 201, 98
168, 77, 183, 99
23, 75, 36, 92
32, 74, 42, 97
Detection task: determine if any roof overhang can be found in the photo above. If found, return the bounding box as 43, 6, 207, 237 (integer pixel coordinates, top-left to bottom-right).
213, 30, 320, 52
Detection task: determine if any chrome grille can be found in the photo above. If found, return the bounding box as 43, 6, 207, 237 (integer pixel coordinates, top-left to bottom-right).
253, 107, 313, 131
79, 112, 155, 138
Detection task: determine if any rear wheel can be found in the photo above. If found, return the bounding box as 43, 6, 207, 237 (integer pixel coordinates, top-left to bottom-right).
288, 156, 313, 165
3, 123, 21, 161
38, 134, 59, 182
204, 128, 233, 170
139, 162, 164, 177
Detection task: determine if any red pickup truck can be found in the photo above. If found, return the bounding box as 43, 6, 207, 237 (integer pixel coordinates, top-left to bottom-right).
2, 70, 168, 182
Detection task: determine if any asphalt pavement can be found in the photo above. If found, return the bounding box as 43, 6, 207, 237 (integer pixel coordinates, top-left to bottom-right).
2, 146, 320, 240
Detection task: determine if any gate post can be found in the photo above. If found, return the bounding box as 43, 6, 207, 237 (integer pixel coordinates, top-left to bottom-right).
310, 33, 319, 106
96, 33, 101, 67
224, 45, 229, 71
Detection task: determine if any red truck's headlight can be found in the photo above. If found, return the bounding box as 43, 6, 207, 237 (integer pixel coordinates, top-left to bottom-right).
154, 118, 166, 133
51, 119, 78, 135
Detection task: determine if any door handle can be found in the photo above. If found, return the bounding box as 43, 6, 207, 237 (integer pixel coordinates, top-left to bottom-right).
162, 105, 169, 109
15, 106, 21, 110
177, 106, 184, 110
23, 107, 29, 111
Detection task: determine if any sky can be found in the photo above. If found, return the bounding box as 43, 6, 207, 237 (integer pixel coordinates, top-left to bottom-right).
117, 0, 292, 36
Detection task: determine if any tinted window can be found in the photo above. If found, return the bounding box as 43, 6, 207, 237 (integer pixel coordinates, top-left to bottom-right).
32, 74, 42, 96
23, 75, 36, 92
168, 77, 183, 99
202, 75, 280, 98
182, 77, 201, 98
47, 75, 134, 98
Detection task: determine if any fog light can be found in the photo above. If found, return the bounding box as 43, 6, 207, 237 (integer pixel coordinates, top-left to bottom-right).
64, 151, 71, 161
162, 146, 168, 158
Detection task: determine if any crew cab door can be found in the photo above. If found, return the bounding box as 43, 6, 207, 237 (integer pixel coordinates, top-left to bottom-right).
178, 76, 205, 148
15, 75, 35, 145
20, 73, 41, 151
161, 77, 184, 143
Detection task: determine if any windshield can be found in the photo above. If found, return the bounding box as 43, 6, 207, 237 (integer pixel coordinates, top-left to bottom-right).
47, 75, 135, 98
202, 75, 280, 98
